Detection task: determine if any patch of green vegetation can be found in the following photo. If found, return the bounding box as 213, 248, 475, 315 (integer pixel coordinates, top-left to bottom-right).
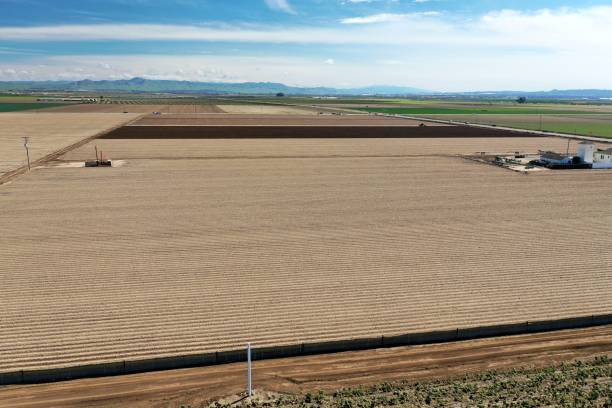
0, 103, 67, 112
357, 107, 598, 115
501, 122, 612, 139
539, 123, 612, 138
209, 356, 612, 407
425, 115, 612, 139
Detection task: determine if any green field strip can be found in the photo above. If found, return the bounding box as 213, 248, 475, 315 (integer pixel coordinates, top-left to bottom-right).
356, 107, 600, 115
0, 103, 68, 112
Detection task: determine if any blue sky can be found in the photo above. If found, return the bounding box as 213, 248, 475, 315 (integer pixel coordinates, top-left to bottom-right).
1, 0, 611, 90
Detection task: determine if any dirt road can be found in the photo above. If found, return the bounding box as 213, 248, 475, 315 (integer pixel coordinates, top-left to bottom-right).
1, 326, 610, 408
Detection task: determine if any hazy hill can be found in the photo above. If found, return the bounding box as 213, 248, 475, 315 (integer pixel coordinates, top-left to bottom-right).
0, 78, 429, 96
1, 78, 611, 99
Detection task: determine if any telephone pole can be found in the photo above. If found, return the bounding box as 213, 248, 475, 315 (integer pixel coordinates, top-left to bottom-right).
22, 136, 31, 170
539, 114, 543, 131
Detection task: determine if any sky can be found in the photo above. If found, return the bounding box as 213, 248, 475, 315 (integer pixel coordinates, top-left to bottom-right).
0, 0, 612, 91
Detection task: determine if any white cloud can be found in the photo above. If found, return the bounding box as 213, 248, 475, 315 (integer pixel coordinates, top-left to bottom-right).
1, 7, 612, 90
1, 48, 611, 92
2, 6, 609, 51
264, 0, 296, 14
341, 12, 440, 24
324, 58, 335, 65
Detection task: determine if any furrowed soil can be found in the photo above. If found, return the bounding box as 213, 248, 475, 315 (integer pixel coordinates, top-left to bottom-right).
62, 136, 590, 161
130, 114, 448, 126
46, 104, 223, 114
217, 105, 318, 115
0, 326, 609, 408
1, 134, 611, 376
0, 113, 140, 176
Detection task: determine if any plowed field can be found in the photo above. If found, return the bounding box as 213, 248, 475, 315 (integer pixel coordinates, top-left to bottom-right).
217, 105, 318, 115
48, 104, 223, 114
62, 136, 584, 161
0, 113, 140, 176
1, 326, 610, 408
1, 135, 611, 375
131, 114, 446, 126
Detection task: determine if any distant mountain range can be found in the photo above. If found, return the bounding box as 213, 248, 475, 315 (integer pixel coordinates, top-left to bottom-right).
0, 78, 428, 96
0, 78, 611, 99
449, 89, 612, 99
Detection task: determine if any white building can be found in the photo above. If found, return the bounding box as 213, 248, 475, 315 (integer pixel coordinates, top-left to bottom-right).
593, 147, 612, 169
577, 142, 594, 164
539, 143, 612, 169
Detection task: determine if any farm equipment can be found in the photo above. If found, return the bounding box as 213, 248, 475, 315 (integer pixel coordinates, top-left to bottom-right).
85, 146, 112, 167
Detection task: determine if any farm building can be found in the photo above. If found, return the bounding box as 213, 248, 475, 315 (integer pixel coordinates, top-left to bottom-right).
577, 142, 595, 163
593, 147, 612, 169
539, 151, 574, 166
538, 142, 597, 169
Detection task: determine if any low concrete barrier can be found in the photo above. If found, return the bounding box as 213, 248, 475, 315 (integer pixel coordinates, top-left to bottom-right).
1, 314, 610, 386
215, 349, 248, 365
526, 315, 603, 333
593, 315, 612, 325
21, 362, 125, 384
124, 352, 217, 374
383, 329, 460, 347
0, 371, 22, 386
302, 336, 383, 355
458, 322, 527, 340
254, 344, 303, 360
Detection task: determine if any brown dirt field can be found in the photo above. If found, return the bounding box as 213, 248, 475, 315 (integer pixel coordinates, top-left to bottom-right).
217, 104, 318, 115
132, 114, 448, 127
0, 113, 140, 176
0, 326, 610, 408
61, 136, 594, 162
166, 105, 224, 114
46, 104, 223, 114
102, 125, 550, 140
1, 149, 611, 375
45, 104, 169, 113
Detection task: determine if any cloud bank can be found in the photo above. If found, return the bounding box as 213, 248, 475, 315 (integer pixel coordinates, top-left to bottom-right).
0, 6, 610, 52
1, 6, 611, 90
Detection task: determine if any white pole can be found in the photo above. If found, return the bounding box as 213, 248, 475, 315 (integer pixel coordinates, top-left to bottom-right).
23, 137, 31, 170
247, 343, 252, 397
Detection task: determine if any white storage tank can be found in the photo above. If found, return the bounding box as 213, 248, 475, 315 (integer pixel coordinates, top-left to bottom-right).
577, 142, 594, 164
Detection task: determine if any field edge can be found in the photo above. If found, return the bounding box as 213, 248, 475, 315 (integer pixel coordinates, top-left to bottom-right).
2, 313, 610, 386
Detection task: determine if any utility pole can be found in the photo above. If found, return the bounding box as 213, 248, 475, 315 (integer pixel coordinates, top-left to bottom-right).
539, 114, 543, 131
247, 343, 253, 398
22, 136, 31, 170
